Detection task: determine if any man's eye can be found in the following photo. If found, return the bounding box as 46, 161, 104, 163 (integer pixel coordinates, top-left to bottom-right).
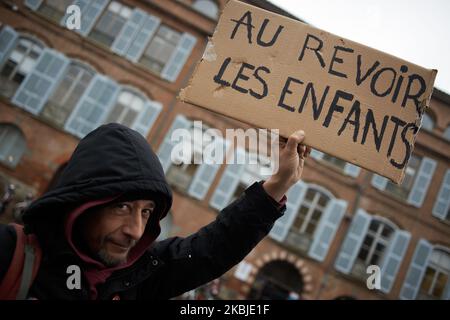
142, 210, 152, 219
116, 203, 129, 210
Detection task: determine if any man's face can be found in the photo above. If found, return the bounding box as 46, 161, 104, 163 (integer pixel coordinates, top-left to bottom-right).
81, 199, 156, 267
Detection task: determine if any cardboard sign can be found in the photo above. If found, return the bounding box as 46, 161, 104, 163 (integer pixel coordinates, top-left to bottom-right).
179, 0, 437, 183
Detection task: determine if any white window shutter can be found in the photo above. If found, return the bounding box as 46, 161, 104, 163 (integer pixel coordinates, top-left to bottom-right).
344, 163, 361, 178
0, 26, 18, 66
400, 239, 432, 300
62, 0, 109, 36
126, 14, 161, 62
334, 208, 371, 274
380, 230, 411, 294
310, 149, 324, 160
157, 115, 191, 173
371, 174, 388, 191
444, 127, 450, 141
210, 148, 246, 210
111, 8, 146, 55
308, 199, 347, 262
407, 157, 437, 208
24, 0, 43, 10
188, 137, 229, 200
64, 74, 119, 138
269, 180, 308, 242
432, 169, 450, 220
132, 100, 162, 138
12, 49, 69, 115
161, 32, 197, 82
443, 279, 450, 300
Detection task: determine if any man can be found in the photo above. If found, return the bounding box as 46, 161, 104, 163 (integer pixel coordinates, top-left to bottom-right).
0, 122, 310, 300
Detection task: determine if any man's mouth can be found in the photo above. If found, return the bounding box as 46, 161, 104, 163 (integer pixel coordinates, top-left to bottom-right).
109, 240, 131, 250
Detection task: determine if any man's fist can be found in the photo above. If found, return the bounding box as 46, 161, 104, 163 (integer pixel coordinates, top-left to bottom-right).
263, 130, 311, 202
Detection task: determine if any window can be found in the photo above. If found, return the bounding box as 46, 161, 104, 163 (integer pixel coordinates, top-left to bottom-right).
104, 89, 145, 127
139, 25, 181, 74
158, 115, 227, 200
418, 249, 450, 300
88, 1, 132, 47
192, 0, 219, 19
421, 112, 435, 132
0, 36, 43, 98
286, 187, 332, 252
166, 121, 210, 193
0, 124, 26, 168
310, 150, 361, 178
40, 61, 95, 127
36, 0, 73, 23
384, 154, 421, 200
322, 154, 347, 171
352, 218, 395, 278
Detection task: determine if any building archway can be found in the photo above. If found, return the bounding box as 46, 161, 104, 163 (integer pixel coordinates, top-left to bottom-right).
247, 259, 303, 300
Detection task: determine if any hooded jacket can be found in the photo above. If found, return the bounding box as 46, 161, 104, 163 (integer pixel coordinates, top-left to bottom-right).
0, 123, 285, 300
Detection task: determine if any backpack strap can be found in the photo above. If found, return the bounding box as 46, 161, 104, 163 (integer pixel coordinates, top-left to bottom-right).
0, 223, 42, 300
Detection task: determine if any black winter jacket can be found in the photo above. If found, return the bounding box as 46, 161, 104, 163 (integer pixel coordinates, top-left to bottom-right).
0, 123, 284, 300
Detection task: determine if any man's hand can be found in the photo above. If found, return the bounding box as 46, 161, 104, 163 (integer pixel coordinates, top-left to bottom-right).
263, 130, 311, 202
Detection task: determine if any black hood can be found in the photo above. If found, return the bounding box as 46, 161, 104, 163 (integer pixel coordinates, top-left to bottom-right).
22, 123, 173, 244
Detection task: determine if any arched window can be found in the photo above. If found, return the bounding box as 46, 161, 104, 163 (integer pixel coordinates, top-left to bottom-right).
421, 112, 435, 132
193, 0, 219, 19
352, 217, 396, 278
286, 185, 333, 252
0, 124, 26, 168
0, 36, 44, 98
40, 61, 95, 127
104, 88, 146, 128
418, 248, 450, 300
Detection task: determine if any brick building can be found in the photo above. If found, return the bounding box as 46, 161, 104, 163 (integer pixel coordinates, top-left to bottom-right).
0, 0, 449, 300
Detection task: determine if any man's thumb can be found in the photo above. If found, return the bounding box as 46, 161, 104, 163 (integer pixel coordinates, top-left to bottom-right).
286, 130, 305, 152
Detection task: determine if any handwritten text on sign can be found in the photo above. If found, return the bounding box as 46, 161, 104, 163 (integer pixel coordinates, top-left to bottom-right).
180, 0, 437, 183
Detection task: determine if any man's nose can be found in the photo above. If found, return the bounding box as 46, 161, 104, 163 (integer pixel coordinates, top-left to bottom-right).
122, 211, 144, 241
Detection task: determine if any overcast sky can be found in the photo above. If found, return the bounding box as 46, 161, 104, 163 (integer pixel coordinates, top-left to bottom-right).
269, 0, 450, 94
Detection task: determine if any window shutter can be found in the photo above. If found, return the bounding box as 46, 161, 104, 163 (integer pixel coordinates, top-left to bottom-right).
344, 163, 361, 178
161, 32, 197, 82
12, 49, 69, 115
125, 14, 161, 62
157, 115, 191, 173
210, 148, 246, 210
62, 0, 109, 36
308, 199, 347, 262
443, 279, 450, 300
24, 0, 43, 10
310, 149, 324, 160
380, 230, 411, 294
0, 26, 18, 66
407, 157, 437, 207
400, 239, 432, 300
64, 74, 119, 138
432, 169, 450, 220
111, 8, 146, 55
371, 174, 388, 191
334, 208, 371, 274
188, 137, 229, 200
269, 180, 307, 242
131, 100, 162, 138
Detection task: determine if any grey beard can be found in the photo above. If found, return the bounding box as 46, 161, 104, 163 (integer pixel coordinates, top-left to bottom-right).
97, 248, 128, 267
